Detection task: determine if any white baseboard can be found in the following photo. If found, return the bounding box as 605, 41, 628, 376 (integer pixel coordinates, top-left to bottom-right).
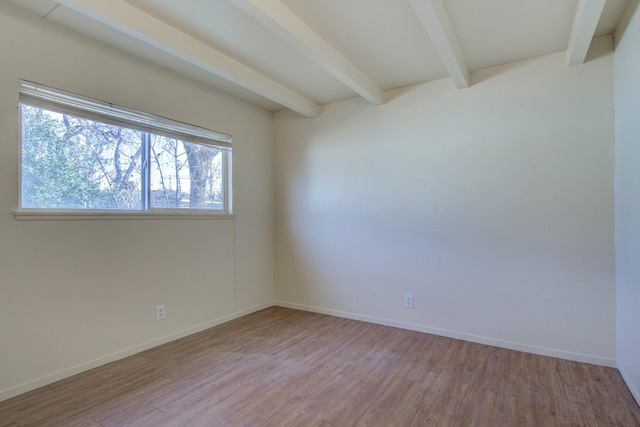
275, 300, 617, 368
0, 301, 274, 403
618, 363, 640, 407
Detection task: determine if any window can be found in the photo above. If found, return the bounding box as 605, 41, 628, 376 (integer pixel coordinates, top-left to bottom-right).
18, 81, 232, 215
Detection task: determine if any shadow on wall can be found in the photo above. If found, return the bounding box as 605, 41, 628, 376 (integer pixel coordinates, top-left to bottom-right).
471, 36, 613, 87
385, 35, 614, 105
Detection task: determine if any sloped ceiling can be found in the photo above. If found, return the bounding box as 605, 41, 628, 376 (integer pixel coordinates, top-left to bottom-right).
3, 0, 631, 117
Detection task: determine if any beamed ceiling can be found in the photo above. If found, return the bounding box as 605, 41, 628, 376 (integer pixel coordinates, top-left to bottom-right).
4, 0, 631, 117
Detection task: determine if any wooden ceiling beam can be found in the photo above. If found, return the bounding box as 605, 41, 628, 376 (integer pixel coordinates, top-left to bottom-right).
567, 0, 607, 66
409, 0, 470, 89
230, 0, 385, 105
55, 0, 320, 117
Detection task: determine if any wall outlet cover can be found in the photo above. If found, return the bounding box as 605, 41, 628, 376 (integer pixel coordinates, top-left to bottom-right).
404, 295, 414, 309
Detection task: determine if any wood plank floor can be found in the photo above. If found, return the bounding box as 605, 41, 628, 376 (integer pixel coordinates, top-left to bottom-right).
1, 307, 639, 426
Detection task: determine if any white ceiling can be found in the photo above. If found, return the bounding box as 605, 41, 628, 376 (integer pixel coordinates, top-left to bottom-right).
4, 0, 631, 116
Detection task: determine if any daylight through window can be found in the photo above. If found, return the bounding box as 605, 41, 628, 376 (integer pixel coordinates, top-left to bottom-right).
18, 81, 232, 213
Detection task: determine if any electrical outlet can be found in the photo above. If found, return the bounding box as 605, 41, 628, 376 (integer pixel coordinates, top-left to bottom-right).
404, 294, 414, 309
156, 304, 166, 321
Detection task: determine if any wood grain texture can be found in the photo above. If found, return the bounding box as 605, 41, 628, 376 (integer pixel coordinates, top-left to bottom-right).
1, 307, 638, 426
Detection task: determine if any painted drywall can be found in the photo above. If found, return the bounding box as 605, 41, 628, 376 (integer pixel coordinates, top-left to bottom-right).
614, 0, 640, 405
274, 42, 615, 365
0, 3, 274, 401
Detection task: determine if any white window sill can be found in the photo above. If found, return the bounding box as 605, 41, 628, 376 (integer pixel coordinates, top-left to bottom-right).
14, 209, 235, 221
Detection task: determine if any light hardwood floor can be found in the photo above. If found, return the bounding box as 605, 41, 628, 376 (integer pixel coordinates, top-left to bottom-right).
1, 307, 639, 426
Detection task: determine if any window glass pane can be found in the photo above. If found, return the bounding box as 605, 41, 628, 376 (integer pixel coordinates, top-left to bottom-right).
150, 135, 223, 209
21, 104, 142, 209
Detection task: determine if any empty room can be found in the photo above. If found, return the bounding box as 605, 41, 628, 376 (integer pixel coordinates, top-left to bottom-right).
1, 0, 639, 425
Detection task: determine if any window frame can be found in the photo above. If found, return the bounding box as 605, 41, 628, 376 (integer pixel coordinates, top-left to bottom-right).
15, 80, 233, 220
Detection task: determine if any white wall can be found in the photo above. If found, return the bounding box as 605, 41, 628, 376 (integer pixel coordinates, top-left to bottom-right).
614, 0, 640, 405
274, 42, 616, 366
0, 3, 274, 401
